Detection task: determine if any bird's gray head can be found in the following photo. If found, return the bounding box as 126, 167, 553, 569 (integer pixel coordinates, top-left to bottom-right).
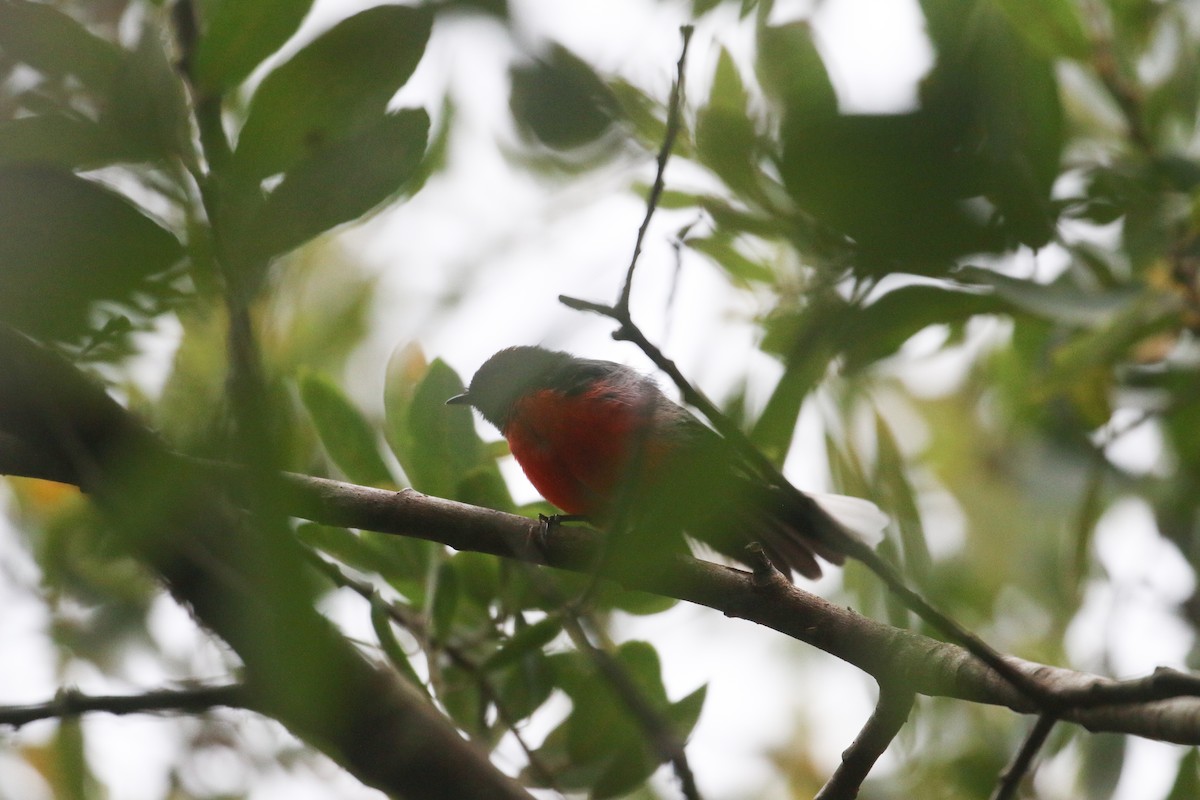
445, 346, 577, 429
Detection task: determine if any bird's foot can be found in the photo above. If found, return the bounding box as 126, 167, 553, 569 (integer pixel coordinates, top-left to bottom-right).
534, 513, 588, 552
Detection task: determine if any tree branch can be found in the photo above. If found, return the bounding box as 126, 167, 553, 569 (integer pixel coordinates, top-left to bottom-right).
202, 469, 1200, 746
815, 683, 915, 800
991, 714, 1057, 800
0, 325, 535, 800
617, 24, 693, 316
0, 684, 248, 729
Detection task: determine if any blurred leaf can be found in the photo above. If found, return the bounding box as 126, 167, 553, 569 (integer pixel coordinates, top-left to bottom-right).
875, 412, 930, 583
0, 165, 182, 341
252, 109, 429, 261
301, 521, 433, 601
234, 5, 432, 179
0, 1, 122, 93
957, 267, 1146, 327
496, 647, 555, 723
594, 673, 706, 799
592, 583, 677, 616
536, 641, 704, 796
1080, 732, 1125, 800
430, 559, 460, 642
510, 43, 618, 150
755, 20, 836, 115
298, 370, 393, 486
922, 0, 1063, 249
370, 602, 429, 696
484, 616, 563, 671
1166, 747, 1200, 800
192, 0, 315, 93
753, 295, 848, 461
781, 108, 1000, 270
300, 523, 393, 576
386, 357, 491, 501
993, 0, 1091, 59
0, 114, 122, 170
105, 23, 193, 163
440, 661, 486, 735
696, 48, 759, 195
456, 549, 501, 607
687, 235, 773, 285
843, 283, 1008, 370
440, 0, 509, 17
49, 720, 92, 800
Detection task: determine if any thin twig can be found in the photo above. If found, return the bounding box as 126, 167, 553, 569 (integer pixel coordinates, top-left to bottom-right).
991, 714, 1057, 800
617, 24, 693, 317
815, 683, 915, 800
0, 684, 248, 729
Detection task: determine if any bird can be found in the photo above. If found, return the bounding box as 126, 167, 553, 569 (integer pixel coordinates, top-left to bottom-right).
446, 346, 886, 580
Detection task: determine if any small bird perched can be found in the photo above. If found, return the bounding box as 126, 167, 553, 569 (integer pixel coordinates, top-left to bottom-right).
447, 346, 886, 579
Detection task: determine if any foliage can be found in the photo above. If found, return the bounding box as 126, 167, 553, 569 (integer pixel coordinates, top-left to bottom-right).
1, 0, 1199, 797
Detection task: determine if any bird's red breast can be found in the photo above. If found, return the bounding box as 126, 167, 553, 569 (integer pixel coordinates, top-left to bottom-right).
503, 383, 672, 517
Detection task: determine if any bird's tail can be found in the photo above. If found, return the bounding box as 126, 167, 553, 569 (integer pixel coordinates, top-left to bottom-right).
757, 489, 888, 580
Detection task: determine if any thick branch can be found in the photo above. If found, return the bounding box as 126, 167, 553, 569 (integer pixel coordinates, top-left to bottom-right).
0, 325, 534, 800
255, 474, 1200, 745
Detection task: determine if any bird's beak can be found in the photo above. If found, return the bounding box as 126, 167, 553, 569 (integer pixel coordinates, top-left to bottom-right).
445, 392, 471, 406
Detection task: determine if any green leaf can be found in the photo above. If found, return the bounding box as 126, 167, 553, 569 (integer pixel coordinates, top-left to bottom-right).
496, 648, 555, 723
234, 5, 432, 180
385, 357, 491, 500
0, 115, 121, 170
0, 165, 183, 342
755, 20, 836, 114
696, 48, 759, 194
591, 583, 677, 616
298, 371, 394, 486
1166, 747, 1200, 800
875, 413, 929, 582
0, 1, 122, 94
484, 616, 563, 671
956, 267, 1145, 328
192, 0, 316, 93
369, 602, 428, 696
752, 296, 848, 460
104, 23, 194, 163
842, 283, 1008, 371
922, 2, 1064, 250
298, 523, 433, 601
455, 550, 501, 607
993, 0, 1091, 59
440, 662, 486, 735
509, 43, 618, 150
687, 236, 774, 285
548, 641, 705, 799
252, 109, 429, 261
430, 559, 460, 640
297, 523, 395, 577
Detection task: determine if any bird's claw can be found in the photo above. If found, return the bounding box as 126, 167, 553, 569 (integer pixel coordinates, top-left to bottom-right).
533, 513, 588, 553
